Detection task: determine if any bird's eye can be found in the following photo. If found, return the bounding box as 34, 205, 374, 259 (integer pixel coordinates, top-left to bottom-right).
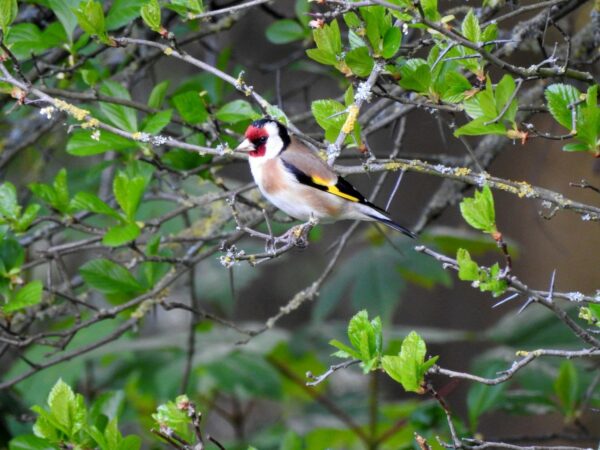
256, 136, 267, 144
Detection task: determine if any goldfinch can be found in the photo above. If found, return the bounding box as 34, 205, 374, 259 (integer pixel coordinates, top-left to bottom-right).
235, 118, 416, 239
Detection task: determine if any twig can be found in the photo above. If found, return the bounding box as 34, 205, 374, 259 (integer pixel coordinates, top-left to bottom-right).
484, 78, 523, 126
570, 180, 600, 195
188, 0, 273, 20
306, 359, 361, 386
327, 62, 383, 165
431, 348, 600, 386
335, 159, 600, 221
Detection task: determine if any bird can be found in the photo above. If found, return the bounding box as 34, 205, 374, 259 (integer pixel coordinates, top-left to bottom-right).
235, 118, 416, 239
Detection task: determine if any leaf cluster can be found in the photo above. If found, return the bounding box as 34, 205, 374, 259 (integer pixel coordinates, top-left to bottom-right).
330, 310, 438, 393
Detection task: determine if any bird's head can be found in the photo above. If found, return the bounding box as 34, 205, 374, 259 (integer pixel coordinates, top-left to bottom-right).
235, 118, 290, 159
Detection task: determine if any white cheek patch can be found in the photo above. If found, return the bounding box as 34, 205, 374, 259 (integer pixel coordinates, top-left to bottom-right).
264, 135, 283, 159
263, 122, 283, 159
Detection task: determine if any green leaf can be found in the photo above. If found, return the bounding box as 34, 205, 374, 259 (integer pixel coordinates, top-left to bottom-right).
168, 0, 203, 15
581, 304, 600, 327
204, 352, 282, 400
53, 169, 70, 213
141, 235, 171, 287
421, 0, 439, 20
381, 26, 401, 59
73, 0, 109, 43
456, 248, 479, 281
0, 0, 18, 31
345, 47, 374, 77
266, 19, 305, 44
147, 80, 170, 109
344, 85, 354, 107
67, 130, 134, 156
48, 0, 81, 42
399, 59, 431, 93
306, 48, 337, 66
46, 379, 84, 437
382, 331, 437, 393
30, 406, 58, 442
104, 419, 121, 450
102, 223, 141, 247
467, 361, 508, 430
494, 74, 518, 124
80, 258, 143, 294
479, 263, 507, 296
456, 248, 507, 297
171, 91, 208, 124
106, 0, 144, 30
311, 99, 346, 133
9, 434, 55, 450
16, 204, 40, 232
29, 170, 70, 214
291, 0, 308, 26
162, 149, 210, 171
113, 172, 147, 221
545, 83, 580, 131
350, 257, 405, 319
461, 9, 481, 43
459, 185, 496, 234
562, 143, 589, 152
0, 233, 24, 274
329, 339, 360, 360
280, 431, 303, 450
463, 77, 496, 119
152, 396, 193, 441
572, 84, 600, 155
119, 435, 141, 450
4, 281, 43, 313
265, 104, 288, 124
440, 72, 472, 103
359, 7, 380, 52
481, 22, 498, 47
70, 192, 121, 220
67, 78, 92, 105
345, 310, 382, 370
89, 390, 125, 423
141, 109, 172, 134
316, 240, 446, 321
397, 331, 427, 391
29, 184, 57, 209
0, 182, 20, 221
454, 117, 507, 137
215, 100, 259, 123
343, 11, 360, 29
5, 24, 54, 59
347, 311, 369, 353
140, 0, 161, 32
554, 360, 579, 418
99, 81, 138, 132
312, 19, 341, 56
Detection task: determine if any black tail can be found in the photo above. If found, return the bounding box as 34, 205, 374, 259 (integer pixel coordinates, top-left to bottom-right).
369, 215, 417, 239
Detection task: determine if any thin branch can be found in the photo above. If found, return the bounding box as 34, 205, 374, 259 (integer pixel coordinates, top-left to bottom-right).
327, 61, 383, 165
189, 0, 273, 19
306, 359, 361, 386
335, 159, 600, 221
432, 348, 600, 386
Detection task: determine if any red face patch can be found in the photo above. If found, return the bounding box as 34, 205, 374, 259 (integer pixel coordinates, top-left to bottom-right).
245, 125, 268, 157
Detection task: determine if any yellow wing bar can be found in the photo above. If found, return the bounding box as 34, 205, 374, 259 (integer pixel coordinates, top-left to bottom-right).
311, 176, 360, 202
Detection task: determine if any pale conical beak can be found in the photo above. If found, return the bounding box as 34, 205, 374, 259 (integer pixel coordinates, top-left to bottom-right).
235, 138, 255, 153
